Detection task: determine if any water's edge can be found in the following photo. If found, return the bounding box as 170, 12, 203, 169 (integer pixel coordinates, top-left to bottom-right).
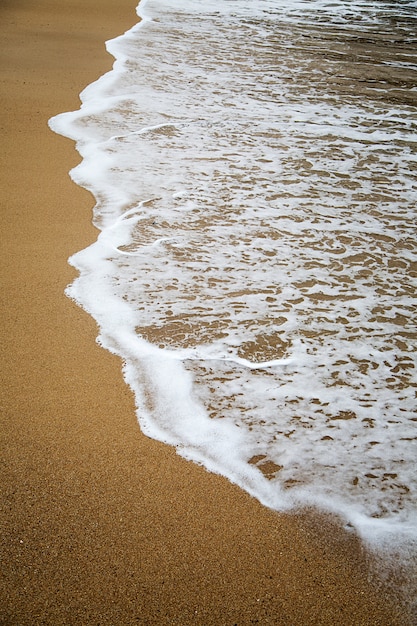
49, 1, 417, 598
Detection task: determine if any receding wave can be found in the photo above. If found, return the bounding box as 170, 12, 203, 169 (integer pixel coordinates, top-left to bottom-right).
49, 0, 417, 560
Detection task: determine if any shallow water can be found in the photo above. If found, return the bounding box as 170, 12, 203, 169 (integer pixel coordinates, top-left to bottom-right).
50, 0, 417, 553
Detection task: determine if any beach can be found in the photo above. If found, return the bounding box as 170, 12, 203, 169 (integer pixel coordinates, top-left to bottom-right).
0, 1, 413, 624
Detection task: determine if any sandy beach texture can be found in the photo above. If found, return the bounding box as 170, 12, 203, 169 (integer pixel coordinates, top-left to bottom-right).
0, 1, 413, 623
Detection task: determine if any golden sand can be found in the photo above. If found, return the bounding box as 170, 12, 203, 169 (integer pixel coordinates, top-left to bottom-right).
0, 1, 410, 623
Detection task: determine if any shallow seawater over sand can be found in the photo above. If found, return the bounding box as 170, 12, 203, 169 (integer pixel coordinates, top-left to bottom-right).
50, 0, 417, 554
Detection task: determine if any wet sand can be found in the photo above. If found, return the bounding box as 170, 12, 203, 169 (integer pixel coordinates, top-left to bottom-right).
0, 1, 412, 623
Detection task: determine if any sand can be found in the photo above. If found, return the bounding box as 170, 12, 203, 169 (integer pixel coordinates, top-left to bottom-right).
0, 1, 412, 623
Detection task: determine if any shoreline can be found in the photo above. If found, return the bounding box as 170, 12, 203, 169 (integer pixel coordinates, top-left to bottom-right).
0, 1, 412, 623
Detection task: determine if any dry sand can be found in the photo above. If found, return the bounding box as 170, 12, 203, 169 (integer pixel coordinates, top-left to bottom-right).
0, 1, 413, 623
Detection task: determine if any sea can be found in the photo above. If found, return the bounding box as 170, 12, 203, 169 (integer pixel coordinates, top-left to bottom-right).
50, 0, 417, 564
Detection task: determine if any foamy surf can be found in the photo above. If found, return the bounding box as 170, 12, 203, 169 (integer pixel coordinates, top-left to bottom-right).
49, 0, 417, 564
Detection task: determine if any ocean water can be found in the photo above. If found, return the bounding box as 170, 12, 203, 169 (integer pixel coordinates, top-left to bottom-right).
50, 0, 417, 555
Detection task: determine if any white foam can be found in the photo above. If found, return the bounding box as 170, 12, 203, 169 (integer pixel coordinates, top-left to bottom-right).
50, 0, 417, 563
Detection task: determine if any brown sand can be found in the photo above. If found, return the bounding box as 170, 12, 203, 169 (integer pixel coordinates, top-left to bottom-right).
0, 1, 412, 624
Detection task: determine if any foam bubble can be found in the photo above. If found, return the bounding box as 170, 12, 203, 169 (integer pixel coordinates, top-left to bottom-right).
50, 0, 417, 563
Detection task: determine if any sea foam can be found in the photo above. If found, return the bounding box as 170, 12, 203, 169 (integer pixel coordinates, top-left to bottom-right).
49, 0, 417, 559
